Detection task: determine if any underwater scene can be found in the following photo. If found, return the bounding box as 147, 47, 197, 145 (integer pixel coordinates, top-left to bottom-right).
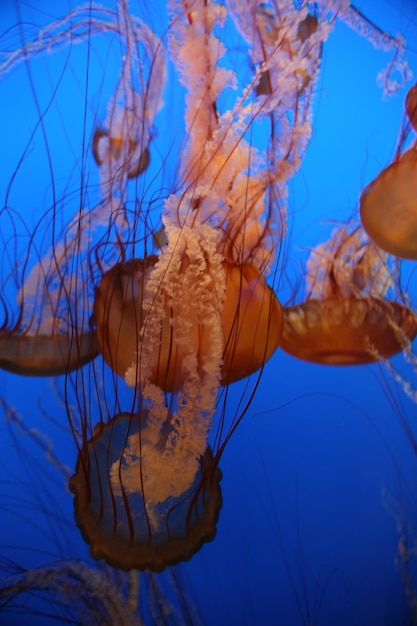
1, 0, 417, 624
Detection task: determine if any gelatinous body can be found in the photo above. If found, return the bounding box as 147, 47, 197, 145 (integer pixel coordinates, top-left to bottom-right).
281, 226, 417, 364
69, 412, 222, 572
281, 297, 417, 365
0, 330, 98, 376
360, 148, 417, 260
94, 257, 283, 390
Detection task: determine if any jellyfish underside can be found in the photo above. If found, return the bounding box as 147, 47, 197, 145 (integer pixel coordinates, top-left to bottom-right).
0, 329, 99, 376
281, 297, 417, 365
69, 412, 222, 572
93, 256, 283, 390
360, 148, 417, 260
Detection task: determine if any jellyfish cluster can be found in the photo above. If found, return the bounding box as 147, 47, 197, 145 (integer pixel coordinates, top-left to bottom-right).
1, 0, 417, 622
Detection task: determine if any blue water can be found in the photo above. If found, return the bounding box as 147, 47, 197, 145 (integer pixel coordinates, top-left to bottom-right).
1, 1, 417, 624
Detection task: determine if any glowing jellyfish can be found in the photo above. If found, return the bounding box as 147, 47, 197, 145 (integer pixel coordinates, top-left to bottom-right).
360, 83, 417, 260
281, 225, 417, 364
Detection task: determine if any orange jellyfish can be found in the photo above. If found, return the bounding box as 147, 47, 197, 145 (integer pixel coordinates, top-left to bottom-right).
0, 208, 99, 376
0, 397, 196, 623
360, 85, 417, 260
281, 225, 417, 364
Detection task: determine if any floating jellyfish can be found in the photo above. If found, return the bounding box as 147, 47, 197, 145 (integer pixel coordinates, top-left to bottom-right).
0, 209, 99, 376
281, 225, 417, 364
360, 85, 417, 260
69, 0, 413, 572
93, 254, 283, 390
0, 398, 198, 625
68, 0, 343, 571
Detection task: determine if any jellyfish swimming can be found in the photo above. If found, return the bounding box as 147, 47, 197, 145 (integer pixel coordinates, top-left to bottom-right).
2, 0, 417, 622
360, 85, 417, 260
0, 398, 199, 625
0, 208, 99, 376
280, 225, 417, 364
93, 255, 283, 390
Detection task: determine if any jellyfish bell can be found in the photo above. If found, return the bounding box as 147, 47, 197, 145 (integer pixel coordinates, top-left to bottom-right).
360, 147, 417, 260
281, 225, 417, 365
0, 398, 199, 623
69, 411, 222, 572
0, 328, 98, 377
0, 210, 99, 377
93, 243, 283, 392
281, 297, 417, 365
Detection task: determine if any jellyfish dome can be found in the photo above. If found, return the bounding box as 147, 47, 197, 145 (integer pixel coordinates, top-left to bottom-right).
359, 83, 417, 260
360, 146, 417, 260
0, 210, 99, 376
93, 249, 283, 392
281, 226, 417, 364
69, 411, 222, 572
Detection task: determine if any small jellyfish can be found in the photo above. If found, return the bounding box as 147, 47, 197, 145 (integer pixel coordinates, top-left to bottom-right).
281, 225, 417, 364
92, 125, 150, 181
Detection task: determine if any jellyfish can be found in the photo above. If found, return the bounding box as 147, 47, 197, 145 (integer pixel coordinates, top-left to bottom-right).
68, 0, 414, 572
360, 144, 417, 261
281, 225, 417, 364
0, 397, 199, 625
0, 207, 100, 376
359, 80, 417, 260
